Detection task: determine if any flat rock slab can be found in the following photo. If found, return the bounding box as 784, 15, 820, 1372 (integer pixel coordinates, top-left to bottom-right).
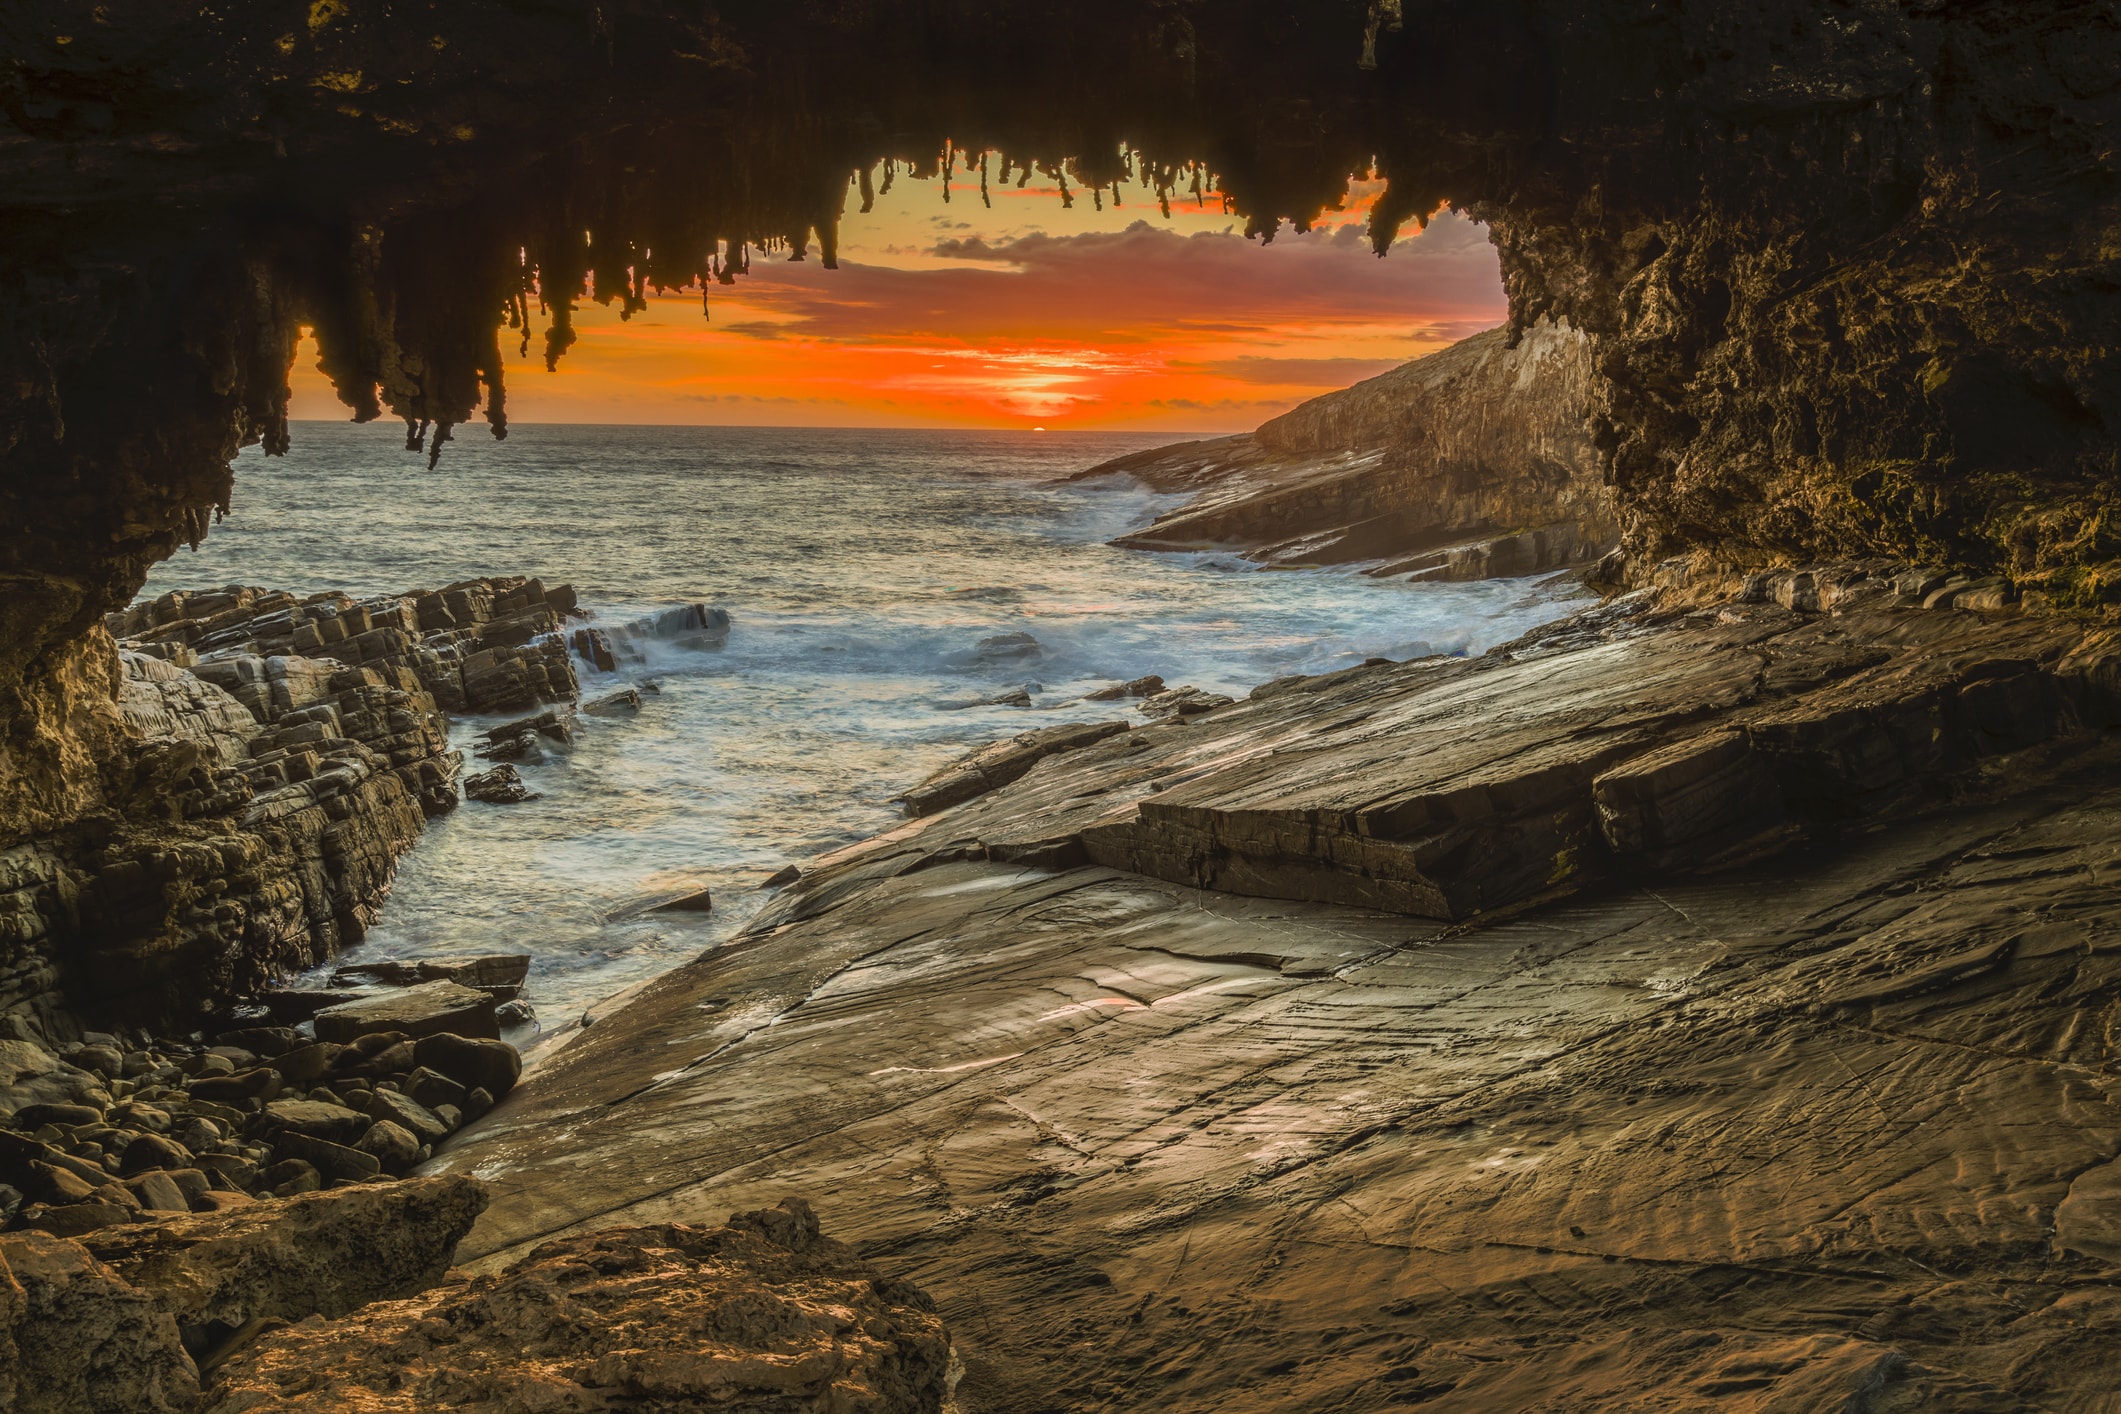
312, 981, 498, 1044
432, 599, 2121, 1411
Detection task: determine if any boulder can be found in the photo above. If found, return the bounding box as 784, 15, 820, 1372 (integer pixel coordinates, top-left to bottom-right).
268, 1132, 381, 1184
412, 1034, 521, 1100
463, 764, 538, 804
0, 1231, 200, 1413
79, 1175, 487, 1340
202, 1198, 946, 1414
650, 886, 714, 914
366, 1089, 448, 1144
261, 1100, 372, 1145
355, 1120, 421, 1172
312, 982, 500, 1044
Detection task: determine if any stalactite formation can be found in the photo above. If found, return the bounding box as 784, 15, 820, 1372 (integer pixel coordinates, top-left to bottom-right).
2, 0, 2118, 825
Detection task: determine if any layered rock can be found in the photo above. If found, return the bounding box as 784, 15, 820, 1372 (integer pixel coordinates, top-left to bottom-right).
1089, 323, 1616, 578
429, 576, 2121, 1410
0, 577, 582, 1034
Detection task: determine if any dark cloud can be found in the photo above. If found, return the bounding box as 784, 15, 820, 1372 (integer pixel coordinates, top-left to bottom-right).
698, 211, 1505, 346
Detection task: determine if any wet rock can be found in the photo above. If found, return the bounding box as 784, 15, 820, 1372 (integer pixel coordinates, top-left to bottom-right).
569, 625, 618, 673
902, 719, 1129, 817
412, 1034, 520, 1100
313, 982, 500, 1044
582, 687, 641, 715
0, 1231, 200, 1413
203, 1198, 945, 1414
762, 864, 801, 889
463, 763, 538, 804
973, 631, 1041, 662
650, 886, 714, 914
493, 1000, 536, 1029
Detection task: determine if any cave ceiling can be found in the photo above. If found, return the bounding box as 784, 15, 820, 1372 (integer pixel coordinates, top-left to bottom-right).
2, 0, 2118, 720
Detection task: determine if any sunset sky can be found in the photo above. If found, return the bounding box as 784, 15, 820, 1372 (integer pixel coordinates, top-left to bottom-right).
289, 168, 1508, 432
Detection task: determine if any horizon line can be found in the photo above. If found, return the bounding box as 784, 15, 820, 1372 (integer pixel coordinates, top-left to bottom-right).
280, 418, 1224, 437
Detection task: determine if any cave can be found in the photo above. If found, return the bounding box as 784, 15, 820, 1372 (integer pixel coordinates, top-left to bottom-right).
4, 1, 2121, 1408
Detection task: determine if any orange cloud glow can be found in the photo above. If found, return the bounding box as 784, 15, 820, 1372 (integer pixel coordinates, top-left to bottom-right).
288, 173, 1506, 432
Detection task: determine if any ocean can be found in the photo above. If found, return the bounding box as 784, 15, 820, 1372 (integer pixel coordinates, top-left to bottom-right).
139, 422, 1582, 1032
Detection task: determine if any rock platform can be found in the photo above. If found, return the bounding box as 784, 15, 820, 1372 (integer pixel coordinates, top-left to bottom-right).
429, 568, 2121, 1410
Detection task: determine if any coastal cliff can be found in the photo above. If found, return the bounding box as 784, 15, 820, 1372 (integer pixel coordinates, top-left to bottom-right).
1086, 322, 1616, 579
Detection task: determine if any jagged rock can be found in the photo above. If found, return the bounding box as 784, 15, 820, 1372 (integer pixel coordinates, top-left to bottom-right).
0, 1231, 200, 1413
332, 953, 529, 1000
312, 981, 500, 1044
202, 1198, 947, 1414
582, 687, 641, 715
78, 1175, 486, 1341
986, 685, 1035, 707
762, 865, 801, 889
651, 886, 715, 914
1092, 325, 1615, 576
972, 631, 1041, 662
901, 720, 1129, 817
463, 764, 537, 804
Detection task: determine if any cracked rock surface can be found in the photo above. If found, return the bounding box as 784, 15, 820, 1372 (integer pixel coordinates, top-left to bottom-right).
432, 579, 2121, 1410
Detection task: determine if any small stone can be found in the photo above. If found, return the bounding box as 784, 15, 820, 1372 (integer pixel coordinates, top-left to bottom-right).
367, 1088, 448, 1143
194, 1053, 236, 1077
11, 1102, 103, 1128
261, 1158, 321, 1196
0, 1182, 20, 1224
582, 687, 642, 715
17, 1201, 137, 1237
356, 1119, 421, 1172
270, 1042, 345, 1085
125, 1170, 190, 1212
271, 1131, 382, 1184
462, 1087, 495, 1123
118, 1133, 194, 1176
404, 1067, 466, 1110
197, 1153, 258, 1191
651, 886, 714, 913
189, 1067, 282, 1104
74, 1044, 124, 1077
26, 1159, 98, 1205
432, 1104, 463, 1133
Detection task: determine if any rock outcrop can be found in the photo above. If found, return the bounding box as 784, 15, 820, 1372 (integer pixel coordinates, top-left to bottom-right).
430, 573, 2121, 1409
0, 577, 580, 1034
203, 1198, 951, 1413
1088, 323, 1616, 578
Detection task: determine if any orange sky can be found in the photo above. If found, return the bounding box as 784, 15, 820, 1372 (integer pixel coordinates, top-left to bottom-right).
288, 170, 1507, 432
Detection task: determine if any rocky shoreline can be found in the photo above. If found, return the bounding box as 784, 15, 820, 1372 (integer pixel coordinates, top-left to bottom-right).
422, 564, 2121, 1410
1079, 324, 1619, 583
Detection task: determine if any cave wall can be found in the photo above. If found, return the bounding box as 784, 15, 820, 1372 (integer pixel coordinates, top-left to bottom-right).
2, 2, 2116, 816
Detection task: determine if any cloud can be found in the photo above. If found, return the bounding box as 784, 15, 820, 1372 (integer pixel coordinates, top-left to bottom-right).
1186, 356, 1410, 387
682, 211, 1505, 348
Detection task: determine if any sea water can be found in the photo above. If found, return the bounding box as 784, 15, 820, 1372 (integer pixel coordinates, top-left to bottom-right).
140, 423, 1582, 1028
